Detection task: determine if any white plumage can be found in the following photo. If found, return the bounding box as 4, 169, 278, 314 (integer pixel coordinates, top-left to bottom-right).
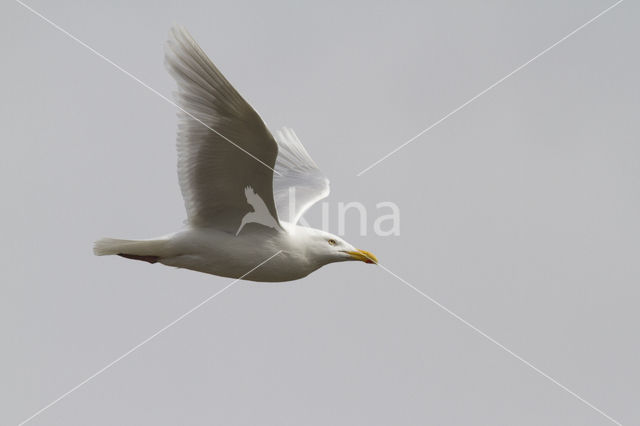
273, 127, 330, 224
94, 27, 376, 282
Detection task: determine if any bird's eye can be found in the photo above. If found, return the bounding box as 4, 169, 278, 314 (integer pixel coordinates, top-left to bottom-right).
328, 239, 337, 246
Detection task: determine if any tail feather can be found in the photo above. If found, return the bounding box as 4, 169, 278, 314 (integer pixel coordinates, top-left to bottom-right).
93, 238, 168, 262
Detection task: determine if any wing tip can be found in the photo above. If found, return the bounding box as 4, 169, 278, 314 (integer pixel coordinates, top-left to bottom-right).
167, 25, 191, 43
164, 25, 199, 68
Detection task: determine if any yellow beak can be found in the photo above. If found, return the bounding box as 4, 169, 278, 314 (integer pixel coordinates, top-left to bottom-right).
346, 249, 378, 264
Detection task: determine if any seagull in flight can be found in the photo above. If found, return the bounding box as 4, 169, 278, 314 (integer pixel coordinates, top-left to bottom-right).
94, 27, 377, 282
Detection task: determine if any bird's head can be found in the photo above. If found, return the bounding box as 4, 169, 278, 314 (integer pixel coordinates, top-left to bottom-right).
293, 227, 378, 266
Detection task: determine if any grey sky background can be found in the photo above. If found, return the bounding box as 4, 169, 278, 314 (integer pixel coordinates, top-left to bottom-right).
2, 0, 639, 424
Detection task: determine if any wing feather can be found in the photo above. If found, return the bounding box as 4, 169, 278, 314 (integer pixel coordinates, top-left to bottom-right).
273, 128, 330, 224
165, 27, 280, 232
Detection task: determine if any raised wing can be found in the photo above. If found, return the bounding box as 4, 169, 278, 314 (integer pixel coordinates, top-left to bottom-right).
273, 127, 330, 224
165, 27, 280, 232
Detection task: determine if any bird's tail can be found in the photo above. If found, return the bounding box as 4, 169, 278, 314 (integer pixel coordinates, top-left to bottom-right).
93, 237, 168, 264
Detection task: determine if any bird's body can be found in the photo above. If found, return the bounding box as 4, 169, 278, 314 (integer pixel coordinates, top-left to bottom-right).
97, 224, 346, 282
94, 27, 376, 282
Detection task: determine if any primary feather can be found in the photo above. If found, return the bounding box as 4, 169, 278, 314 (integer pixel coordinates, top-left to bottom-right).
164, 26, 280, 232
273, 127, 330, 224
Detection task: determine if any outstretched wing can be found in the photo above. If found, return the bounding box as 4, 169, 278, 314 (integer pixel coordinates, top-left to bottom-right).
165, 27, 280, 232
273, 127, 330, 224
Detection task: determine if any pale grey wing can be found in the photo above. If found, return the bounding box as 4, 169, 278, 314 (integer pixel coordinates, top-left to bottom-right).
165, 27, 280, 232
273, 127, 330, 224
